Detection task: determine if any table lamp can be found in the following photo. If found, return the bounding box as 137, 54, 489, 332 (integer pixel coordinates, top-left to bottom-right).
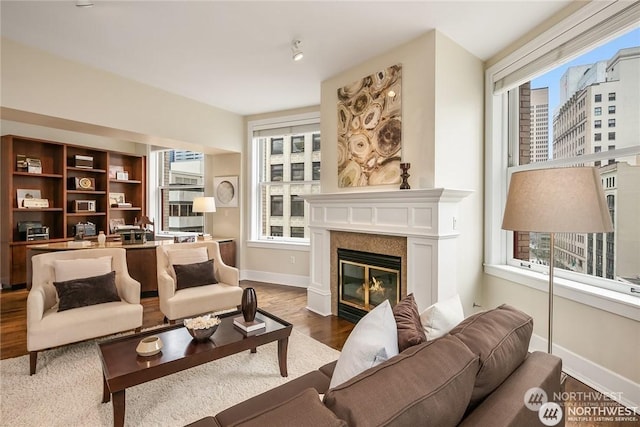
501, 166, 613, 353
193, 196, 216, 235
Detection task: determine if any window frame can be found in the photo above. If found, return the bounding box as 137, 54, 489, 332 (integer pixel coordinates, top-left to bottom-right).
247, 111, 320, 251
484, 2, 640, 320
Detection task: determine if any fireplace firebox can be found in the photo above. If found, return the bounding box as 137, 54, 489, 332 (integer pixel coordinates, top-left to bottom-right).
338, 248, 401, 323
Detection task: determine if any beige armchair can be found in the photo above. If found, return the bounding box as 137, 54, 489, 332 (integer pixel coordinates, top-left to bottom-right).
28, 248, 143, 374
156, 241, 243, 322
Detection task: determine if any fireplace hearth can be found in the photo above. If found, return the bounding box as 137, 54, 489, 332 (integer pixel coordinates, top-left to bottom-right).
338, 248, 400, 323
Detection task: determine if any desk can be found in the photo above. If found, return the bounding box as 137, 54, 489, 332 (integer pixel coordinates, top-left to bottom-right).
26, 238, 236, 296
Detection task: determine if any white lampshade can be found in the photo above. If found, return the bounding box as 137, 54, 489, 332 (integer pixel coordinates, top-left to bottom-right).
502, 166, 613, 234
192, 197, 216, 213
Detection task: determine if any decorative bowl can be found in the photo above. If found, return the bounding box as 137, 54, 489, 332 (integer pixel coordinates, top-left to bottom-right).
184, 314, 221, 342
136, 335, 163, 357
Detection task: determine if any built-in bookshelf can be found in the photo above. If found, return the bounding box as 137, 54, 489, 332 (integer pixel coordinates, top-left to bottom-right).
1, 135, 146, 287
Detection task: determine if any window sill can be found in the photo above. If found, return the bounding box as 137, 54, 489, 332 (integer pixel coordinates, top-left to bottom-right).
484, 264, 639, 321
247, 239, 310, 252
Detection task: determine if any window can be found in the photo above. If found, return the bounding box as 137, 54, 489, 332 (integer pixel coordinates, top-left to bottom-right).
150, 150, 205, 234
608, 92, 616, 101
312, 133, 321, 151
271, 138, 283, 155
291, 227, 305, 238
270, 164, 283, 181
290, 195, 304, 217
486, 16, 640, 302
291, 135, 305, 153
608, 132, 615, 140
291, 163, 305, 181
249, 112, 321, 245
608, 119, 615, 127
270, 195, 283, 216
594, 94, 602, 102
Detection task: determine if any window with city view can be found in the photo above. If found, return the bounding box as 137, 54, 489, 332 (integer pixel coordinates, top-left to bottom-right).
249, 113, 320, 243
509, 27, 639, 297
154, 150, 205, 234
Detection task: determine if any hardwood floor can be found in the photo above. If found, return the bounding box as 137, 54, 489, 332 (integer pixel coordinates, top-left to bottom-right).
1, 281, 634, 426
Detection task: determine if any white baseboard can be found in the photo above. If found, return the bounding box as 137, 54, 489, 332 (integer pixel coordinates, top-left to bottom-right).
240, 270, 309, 288
530, 334, 640, 411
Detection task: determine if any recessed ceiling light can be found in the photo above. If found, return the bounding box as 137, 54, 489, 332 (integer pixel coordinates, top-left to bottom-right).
76, 0, 94, 8
292, 40, 304, 62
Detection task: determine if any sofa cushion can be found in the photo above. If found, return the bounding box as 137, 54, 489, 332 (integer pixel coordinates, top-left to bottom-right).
324, 334, 479, 427
329, 300, 398, 388
167, 247, 209, 281
450, 304, 533, 409
54, 271, 120, 312
420, 293, 465, 340
174, 259, 218, 290
392, 293, 426, 352
218, 388, 347, 427
53, 256, 112, 282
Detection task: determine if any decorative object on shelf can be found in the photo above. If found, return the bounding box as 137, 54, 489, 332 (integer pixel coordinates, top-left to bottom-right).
135, 336, 163, 357
109, 218, 126, 233
116, 171, 129, 180
241, 287, 258, 322
399, 162, 411, 189
74, 222, 97, 238
69, 176, 96, 190
108, 165, 124, 179
74, 155, 93, 169
26, 157, 42, 174
174, 235, 196, 243
502, 166, 613, 354
16, 154, 28, 171
337, 64, 402, 188
73, 200, 96, 212
16, 189, 48, 209
233, 316, 265, 333
214, 176, 239, 207
109, 192, 126, 207
17, 221, 49, 241
184, 314, 221, 342
97, 231, 106, 246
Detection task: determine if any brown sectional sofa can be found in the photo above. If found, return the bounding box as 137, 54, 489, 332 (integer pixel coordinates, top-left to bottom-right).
188, 304, 564, 427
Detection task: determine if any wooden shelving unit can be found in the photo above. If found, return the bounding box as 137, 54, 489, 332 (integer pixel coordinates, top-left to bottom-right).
1, 135, 146, 288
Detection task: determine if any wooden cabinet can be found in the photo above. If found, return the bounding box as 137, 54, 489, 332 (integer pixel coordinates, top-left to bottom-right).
1, 135, 146, 288
218, 240, 236, 267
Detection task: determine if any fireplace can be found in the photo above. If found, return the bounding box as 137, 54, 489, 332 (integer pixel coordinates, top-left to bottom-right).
338, 248, 401, 323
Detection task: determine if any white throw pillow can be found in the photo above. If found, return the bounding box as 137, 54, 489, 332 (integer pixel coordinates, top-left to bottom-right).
167, 247, 209, 282
329, 300, 398, 389
54, 256, 112, 282
420, 294, 465, 341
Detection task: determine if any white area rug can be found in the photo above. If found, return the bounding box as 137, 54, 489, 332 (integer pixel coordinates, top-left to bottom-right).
0, 329, 340, 427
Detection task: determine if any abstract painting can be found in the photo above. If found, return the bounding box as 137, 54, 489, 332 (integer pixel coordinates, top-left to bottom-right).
337, 64, 402, 187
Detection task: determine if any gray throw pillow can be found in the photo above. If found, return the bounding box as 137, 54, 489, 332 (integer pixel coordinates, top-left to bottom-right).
54, 270, 120, 312
173, 259, 218, 290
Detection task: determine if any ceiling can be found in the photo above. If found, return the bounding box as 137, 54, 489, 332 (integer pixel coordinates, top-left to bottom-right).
1, 1, 572, 116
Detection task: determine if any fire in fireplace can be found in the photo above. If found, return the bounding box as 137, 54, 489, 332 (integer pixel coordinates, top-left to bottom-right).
338, 248, 401, 323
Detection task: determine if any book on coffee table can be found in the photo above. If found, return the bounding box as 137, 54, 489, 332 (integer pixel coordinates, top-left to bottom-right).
233, 317, 265, 332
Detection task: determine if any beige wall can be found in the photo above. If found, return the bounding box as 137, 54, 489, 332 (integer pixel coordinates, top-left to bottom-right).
208, 153, 242, 253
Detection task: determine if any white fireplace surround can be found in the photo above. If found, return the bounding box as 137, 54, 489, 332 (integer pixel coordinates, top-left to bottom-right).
303, 188, 472, 316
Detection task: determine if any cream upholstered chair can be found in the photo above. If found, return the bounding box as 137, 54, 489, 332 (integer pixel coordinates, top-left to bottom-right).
28, 248, 143, 374
156, 241, 243, 322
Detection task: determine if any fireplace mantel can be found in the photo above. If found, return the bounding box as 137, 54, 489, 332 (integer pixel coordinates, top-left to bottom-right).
303, 188, 472, 316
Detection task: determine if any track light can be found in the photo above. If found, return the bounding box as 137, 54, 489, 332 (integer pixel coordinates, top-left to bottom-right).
291, 40, 304, 61
76, 0, 94, 7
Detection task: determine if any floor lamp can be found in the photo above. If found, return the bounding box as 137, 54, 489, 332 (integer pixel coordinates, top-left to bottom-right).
193, 196, 216, 236
501, 167, 613, 353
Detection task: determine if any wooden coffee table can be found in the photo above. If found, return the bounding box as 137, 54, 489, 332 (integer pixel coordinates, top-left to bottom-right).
98, 309, 292, 427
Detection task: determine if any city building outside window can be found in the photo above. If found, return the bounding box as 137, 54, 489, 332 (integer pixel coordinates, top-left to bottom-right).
487, 20, 639, 300
271, 138, 283, 155
248, 112, 321, 244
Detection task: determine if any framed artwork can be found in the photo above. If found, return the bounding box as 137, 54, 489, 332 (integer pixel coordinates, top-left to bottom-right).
109, 218, 125, 233
213, 176, 239, 207
109, 192, 126, 206
16, 189, 42, 209
109, 165, 124, 179
337, 64, 402, 187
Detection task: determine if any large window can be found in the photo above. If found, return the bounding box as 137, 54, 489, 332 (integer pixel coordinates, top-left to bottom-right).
487, 5, 640, 302
249, 112, 320, 244
151, 150, 205, 234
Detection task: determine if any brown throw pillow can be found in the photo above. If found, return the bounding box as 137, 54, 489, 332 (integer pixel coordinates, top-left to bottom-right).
173, 259, 217, 290
393, 294, 427, 352
54, 271, 120, 312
